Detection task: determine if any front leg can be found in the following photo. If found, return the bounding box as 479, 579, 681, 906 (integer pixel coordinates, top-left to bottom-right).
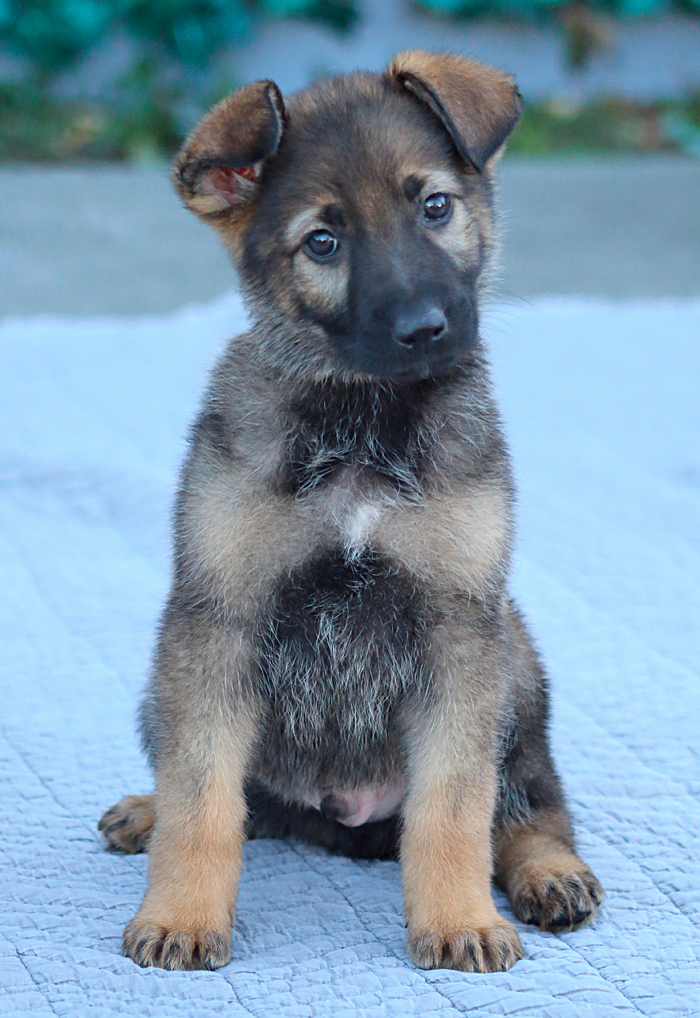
401, 611, 524, 972
123, 614, 258, 970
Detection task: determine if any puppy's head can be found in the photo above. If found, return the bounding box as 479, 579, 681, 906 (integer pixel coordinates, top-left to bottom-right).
175, 52, 522, 382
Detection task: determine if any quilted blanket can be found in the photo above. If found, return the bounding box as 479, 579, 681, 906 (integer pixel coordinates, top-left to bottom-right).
1, 294, 698, 1017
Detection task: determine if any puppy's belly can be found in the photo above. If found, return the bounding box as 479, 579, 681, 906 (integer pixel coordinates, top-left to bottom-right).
253, 546, 429, 798
302, 779, 407, 827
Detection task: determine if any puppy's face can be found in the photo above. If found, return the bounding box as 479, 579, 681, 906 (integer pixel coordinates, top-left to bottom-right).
244, 81, 485, 382
175, 52, 522, 382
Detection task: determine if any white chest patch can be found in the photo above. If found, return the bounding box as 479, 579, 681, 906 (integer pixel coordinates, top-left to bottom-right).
341, 501, 382, 554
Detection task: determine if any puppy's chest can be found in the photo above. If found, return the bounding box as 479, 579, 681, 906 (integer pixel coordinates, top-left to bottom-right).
318, 464, 390, 556
253, 545, 428, 790
253, 397, 431, 781
276, 386, 429, 553
278, 382, 429, 501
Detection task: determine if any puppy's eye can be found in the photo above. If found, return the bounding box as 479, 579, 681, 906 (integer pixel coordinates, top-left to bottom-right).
424, 193, 451, 222
305, 230, 338, 260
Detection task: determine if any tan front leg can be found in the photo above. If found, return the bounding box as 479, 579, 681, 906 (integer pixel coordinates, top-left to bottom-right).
122, 618, 259, 971
123, 713, 256, 970
402, 619, 523, 972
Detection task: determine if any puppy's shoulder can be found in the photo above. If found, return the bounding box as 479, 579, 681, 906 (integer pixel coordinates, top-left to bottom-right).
188, 330, 285, 471
426, 355, 512, 492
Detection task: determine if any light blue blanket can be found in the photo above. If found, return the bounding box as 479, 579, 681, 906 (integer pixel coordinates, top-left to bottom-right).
1, 295, 698, 1017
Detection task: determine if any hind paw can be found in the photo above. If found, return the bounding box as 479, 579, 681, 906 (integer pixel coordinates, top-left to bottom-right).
98, 794, 155, 854
510, 857, 604, 932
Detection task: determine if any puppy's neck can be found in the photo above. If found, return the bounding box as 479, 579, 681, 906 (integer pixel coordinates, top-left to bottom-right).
275, 369, 468, 500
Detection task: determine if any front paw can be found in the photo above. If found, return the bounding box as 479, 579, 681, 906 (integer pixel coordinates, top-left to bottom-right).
123, 913, 231, 970
407, 917, 523, 972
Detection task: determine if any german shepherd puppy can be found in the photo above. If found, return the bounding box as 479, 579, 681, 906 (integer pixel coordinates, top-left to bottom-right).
99, 50, 603, 973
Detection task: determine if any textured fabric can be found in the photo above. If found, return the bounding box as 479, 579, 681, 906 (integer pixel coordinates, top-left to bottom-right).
1, 294, 698, 1017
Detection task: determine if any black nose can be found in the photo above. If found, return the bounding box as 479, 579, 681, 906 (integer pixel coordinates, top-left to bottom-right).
393, 305, 447, 349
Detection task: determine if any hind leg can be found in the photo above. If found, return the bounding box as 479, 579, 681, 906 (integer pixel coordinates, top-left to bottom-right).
496, 603, 604, 931
99, 794, 155, 854
495, 809, 603, 931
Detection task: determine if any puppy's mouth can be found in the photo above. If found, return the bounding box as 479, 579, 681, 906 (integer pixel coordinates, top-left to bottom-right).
381, 347, 463, 383
328, 323, 475, 383
322, 295, 478, 383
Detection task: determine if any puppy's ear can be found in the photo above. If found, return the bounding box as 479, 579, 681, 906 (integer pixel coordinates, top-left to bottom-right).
387, 50, 522, 172
174, 80, 285, 219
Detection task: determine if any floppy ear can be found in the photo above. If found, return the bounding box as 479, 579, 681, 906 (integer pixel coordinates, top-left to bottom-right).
173, 80, 285, 219
387, 50, 522, 173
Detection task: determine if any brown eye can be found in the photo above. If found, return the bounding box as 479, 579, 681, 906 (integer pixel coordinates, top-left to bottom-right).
424, 193, 451, 222
305, 230, 338, 260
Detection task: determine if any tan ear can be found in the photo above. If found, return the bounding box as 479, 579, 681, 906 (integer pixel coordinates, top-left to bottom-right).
387, 50, 522, 173
173, 80, 285, 219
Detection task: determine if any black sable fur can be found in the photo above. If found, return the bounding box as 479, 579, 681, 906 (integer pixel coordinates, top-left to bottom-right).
253, 547, 429, 798
277, 372, 462, 497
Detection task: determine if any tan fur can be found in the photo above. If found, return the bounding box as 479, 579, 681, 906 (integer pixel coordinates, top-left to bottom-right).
173, 80, 283, 262
402, 786, 523, 971
387, 50, 522, 171
429, 197, 480, 270
404, 168, 482, 270
401, 619, 522, 971
192, 478, 507, 603
123, 704, 258, 969
99, 794, 155, 853
377, 485, 510, 596
284, 208, 336, 249
175, 84, 281, 211
292, 250, 349, 316
185, 482, 320, 612
495, 811, 604, 932
213, 217, 251, 262
186, 465, 510, 610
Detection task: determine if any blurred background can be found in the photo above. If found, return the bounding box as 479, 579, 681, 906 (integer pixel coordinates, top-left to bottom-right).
1, 0, 699, 314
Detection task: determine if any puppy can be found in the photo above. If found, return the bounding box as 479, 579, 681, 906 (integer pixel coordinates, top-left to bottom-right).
99, 50, 603, 972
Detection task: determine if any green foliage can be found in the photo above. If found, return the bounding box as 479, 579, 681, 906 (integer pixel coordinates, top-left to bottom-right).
0, 1, 358, 75
101, 57, 184, 162
417, 0, 692, 16
1, 1, 698, 162
416, 0, 697, 71
0, 1, 362, 160
507, 95, 700, 156
0, 1, 112, 72
0, 0, 252, 71
255, 0, 358, 32
2, 77, 698, 163
120, 1, 250, 65
0, 77, 181, 161
417, 0, 559, 16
